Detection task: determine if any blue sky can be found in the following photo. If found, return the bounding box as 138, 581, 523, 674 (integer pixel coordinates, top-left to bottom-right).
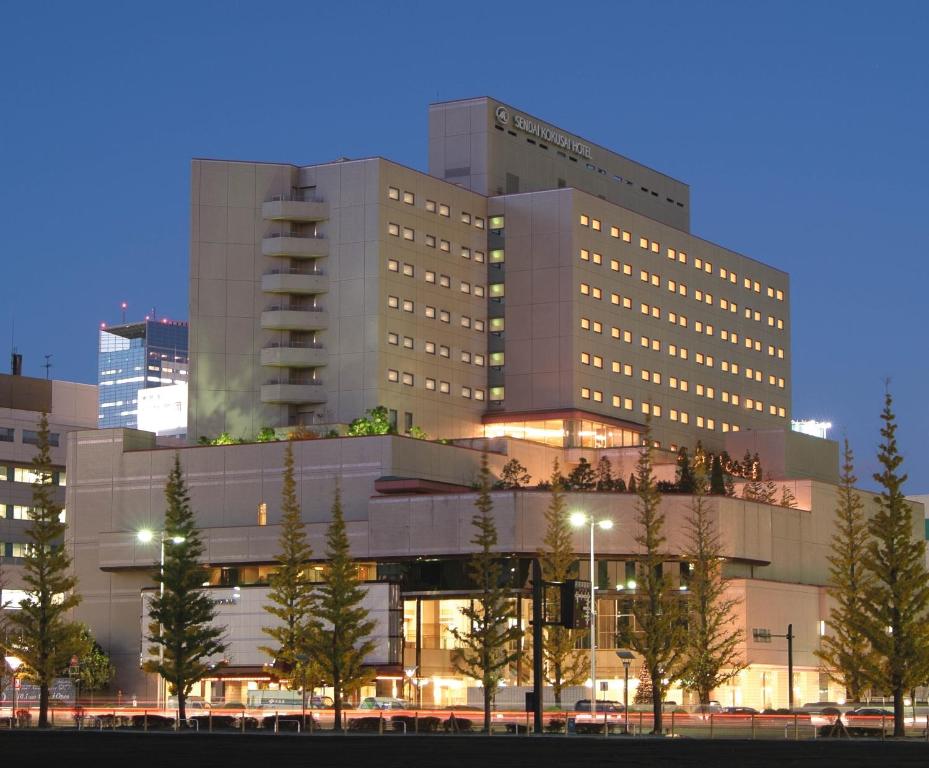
2, 1, 927, 490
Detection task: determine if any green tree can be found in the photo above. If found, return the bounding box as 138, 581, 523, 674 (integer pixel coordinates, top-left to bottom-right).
709, 454, 726, 495
260, 443, 318, 705
761, 474, 778, 505
676, 447, 695, 493
595, 456, 615, 491
144, 455, 227, 722
567, 458, 595, 491
450, 454, 520, 731
256, 426, 279, 442
347, 405, 394, 436
679, 466, 744, 704
75, 626, 115, 704
499, 458, 531, 489
309, 485, 377, 730
780, 485, 798, 509
408, 425, 428, 440
617, 426, 685, 733
6, 413, 86, 727
539, 459, 587, 706
857, 391, 929, 735
815, 439, 873, 703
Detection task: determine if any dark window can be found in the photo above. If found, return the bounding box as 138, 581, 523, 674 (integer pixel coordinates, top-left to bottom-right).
23, 430, 59, 446
505, 173, 519, 194
0, 428, 13, 442
388, 409, 398, 431
404, 412, 413, 433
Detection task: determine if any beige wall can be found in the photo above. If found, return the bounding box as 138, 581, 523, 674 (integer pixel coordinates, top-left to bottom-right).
428, 97, 691, 231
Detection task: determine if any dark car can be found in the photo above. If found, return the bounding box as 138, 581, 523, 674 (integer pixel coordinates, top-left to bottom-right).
574, 699, 624, 713
722, 706, 758, 715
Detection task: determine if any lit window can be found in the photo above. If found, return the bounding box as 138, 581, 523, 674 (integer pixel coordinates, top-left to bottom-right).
425, 270, 436, 283
776, 289, 784, 301
670, 409, 679, 421
461, 386, 472, 398
439, 274, 450, 288
623, 263, 632, 276
387, 332, 399, 345
581, 317, 590, 330
426, 377, 436, 390
475, 319, 485, 332
461, 212, 471, 224
610, 226, 620, 238
581, 387, 591, 399
475, 389, 485, 401
580, 214, 590, 226
402, 263, 414, 277
489, 215, 504, 230
439, 381, 450, 393
439, 345, 450, 358
623, 231, 631, 243
475, 217, 485, 230
402, 227, 414, 241
593, 321, 602, 333
388, 222, 400, 236
388, 259, 399, 272
490, 249, 505, 263
425, 234, 436, 248
425, 341, 436, 354
680, 412, 689, 424
402, 299, 414, 313
593, 390, 603, 402
474, 251, 485, 263
402, 372, 414, 386
388, 187, 400, 200
592, 252, 602, 265
461, 247, 471, 260
439, 204, 450, 217
460, 282, 471, 294
475, 285, 485, 297
439, 239, 450, 252
639, 237, 648, 249
651, 241, 659, 253
593, 355, 603, 368
474, 354, 485, 366
387, 369, 399, 382
489, 283, 505, 298
489, 386, 504, 401
591, 219, 601, 231
581, 283, 591, 296
426, 199, 436, 212
425, 305, 435, 318
388, 295, 399, 309
403, 191, 414, 205
461, 316, 471, 328
439, 310, 450, 323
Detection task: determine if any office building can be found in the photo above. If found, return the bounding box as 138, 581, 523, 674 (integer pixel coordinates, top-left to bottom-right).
97, 318, 188, 430
1, 367, 96, 605
67, 97, 881, 710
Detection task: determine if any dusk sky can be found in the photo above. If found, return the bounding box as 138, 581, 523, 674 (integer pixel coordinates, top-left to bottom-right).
2, 1, 927, 491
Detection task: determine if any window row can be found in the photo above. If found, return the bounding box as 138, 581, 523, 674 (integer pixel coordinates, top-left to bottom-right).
386, 369, 486, 400
387, 187, 485, 230
386, 332, 486, 367
578, 214, 787, 302
0, 465, 65, 485
2, 505, 66, 522
386, 296, 486, 332
387, 259, 486, 296
387, 224, 487, 261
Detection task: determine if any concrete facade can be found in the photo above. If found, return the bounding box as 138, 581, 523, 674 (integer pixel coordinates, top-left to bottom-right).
0, 373, 97, 600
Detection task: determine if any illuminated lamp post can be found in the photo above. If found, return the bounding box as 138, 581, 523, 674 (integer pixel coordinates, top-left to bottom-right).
569, 512, 614, 710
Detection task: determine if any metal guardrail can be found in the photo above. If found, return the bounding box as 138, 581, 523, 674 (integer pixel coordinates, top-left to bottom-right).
264, 232, 326, 240
265, 306, 325, 313
266, 342, 325, 349
4, 706, 929, 740
265, 268, 326, 276
267, 195, 325, 204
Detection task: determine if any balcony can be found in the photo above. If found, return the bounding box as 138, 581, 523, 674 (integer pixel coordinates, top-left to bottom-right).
261, 233, 329, 259
260, 380, 327, 405
260, 344, 327, 368
261, 269, 328, 295
260, 307, 328, 331
262, 196, 328, 223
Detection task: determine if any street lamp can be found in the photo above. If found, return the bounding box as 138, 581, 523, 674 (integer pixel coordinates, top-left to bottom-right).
405, 667, 418, 705
136, 528, 185, 709
616, 649, 634, 733
5, 656, 23, 724
569, 511, 613, 710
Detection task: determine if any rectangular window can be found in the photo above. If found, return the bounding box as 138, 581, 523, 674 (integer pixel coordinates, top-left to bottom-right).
402, 191, 414, 205
402, 227, 414, 241
439, 274, 450, 288
425, 270, 436, 283
439, 239, 450, 252
439, 204, 450, 217
402, 336, 414, 349
475, 217, 485, 230
439, 380, 450, 393
425, 305, 436, 318
387, 332, 399, 345
0, 428, 13, 443
439, 310, 450, 323
439, 345, 450, 358
402, 263, 414, 277
388, 259, 399, 272
401, 372, 414, 386
489, 215, 505, 230
461, 212, 472, 224
426, 199, 436, 212
461, 247, 471, 260
402, 299, 414, 313
388, 295, 400, 309
461, 386, 472, 398
425, 234, 436, 248
388, 186, 400, 200
426, 377, 436, 390
388, 222, 400, 236
387, 369, 399, 382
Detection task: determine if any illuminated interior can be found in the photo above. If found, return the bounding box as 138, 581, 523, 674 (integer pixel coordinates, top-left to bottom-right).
484, 416, 641, 448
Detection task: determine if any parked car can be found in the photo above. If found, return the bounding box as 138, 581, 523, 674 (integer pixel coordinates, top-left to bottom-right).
574, 699, 624, 713
359, 696, 409, 710
722, 706, 758, 715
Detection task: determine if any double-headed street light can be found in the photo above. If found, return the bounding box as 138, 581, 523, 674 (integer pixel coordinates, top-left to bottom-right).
569, 511, 614, 709
137, 529, 185, 709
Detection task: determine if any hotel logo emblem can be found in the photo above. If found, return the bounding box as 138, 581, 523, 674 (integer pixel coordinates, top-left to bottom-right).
495, 105, 510, 125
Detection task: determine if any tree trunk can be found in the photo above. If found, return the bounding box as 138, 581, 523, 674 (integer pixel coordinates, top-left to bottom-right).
652, 683, 662, 734
39, 683, 49, 728
178, 688, 186, 724
893, 685, 905, 737
484, 687, 491, 733
333, 671, 341, 731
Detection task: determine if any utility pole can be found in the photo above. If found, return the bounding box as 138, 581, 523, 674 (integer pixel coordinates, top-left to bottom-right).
43, 354, 52, 380
531, 558, 543, 734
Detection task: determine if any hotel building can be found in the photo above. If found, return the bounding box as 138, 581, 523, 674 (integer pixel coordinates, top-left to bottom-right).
64, 98, 907, 710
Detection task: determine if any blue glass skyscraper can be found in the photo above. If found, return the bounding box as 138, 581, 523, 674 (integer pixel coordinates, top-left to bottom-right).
97, 318, 189, 429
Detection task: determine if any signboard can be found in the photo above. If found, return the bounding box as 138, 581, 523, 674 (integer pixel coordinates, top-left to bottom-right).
560, 579, 592, 629
494, 104, 594, 160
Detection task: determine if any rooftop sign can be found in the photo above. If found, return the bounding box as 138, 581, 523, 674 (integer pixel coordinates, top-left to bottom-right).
494, 104, 593, 160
